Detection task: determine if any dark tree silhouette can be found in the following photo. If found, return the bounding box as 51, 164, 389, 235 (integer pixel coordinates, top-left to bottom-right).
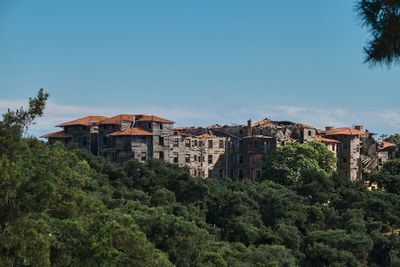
356, 0, 400, 66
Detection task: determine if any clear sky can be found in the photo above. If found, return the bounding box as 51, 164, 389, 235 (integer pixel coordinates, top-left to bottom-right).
0, 0, 399, 136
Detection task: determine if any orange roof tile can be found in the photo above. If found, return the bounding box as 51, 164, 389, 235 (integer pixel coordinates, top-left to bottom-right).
314, 135, 340, 144
56, 116, 108, 127
135, 115, 174, 123
40, 130, 72, 139
197, 133, 215, 139
324, 127, 364, 136
98, 114, 135, 125
108, 127, 153, 136
383, 142, 396, 149
254, 118, 272, 127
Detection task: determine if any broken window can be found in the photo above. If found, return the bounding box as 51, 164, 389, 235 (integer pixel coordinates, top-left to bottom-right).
219, 140, 224, 148
185, 139, 191, 148
208, 140, 213, 148
208, 155, 213, 164
254, 140, 259, 148
255, 169, 262, 180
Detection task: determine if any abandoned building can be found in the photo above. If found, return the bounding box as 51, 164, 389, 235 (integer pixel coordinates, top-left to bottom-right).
41, 114, 396, 181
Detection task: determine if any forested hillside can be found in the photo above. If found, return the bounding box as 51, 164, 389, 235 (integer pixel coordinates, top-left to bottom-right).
1, 91, 400, 266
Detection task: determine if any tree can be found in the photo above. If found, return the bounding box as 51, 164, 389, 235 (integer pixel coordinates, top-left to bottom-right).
356, 0, 400, 66
263, 142, 336, 188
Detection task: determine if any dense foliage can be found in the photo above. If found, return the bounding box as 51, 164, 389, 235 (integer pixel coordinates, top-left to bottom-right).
357, 0, 400, 66
1, 90, 400, 266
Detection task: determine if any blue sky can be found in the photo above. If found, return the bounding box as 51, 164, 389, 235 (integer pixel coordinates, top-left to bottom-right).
0, 0, 399, 136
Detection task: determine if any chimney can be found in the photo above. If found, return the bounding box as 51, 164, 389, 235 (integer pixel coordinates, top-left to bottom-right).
354, 125, 364, 131
247, 119, 252, 136
325, 126, 334, 131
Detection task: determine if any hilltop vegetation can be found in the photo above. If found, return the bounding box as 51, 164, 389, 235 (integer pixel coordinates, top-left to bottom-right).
1, 90, 400, 266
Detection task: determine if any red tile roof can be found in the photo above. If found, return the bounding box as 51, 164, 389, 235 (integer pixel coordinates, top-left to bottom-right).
383, 142, 396, 149
135, 115, 174, 123
98, 114, 135, 125
40, 130, 72, 139
56, 116, 108, 127
324, 127, 365, 136
314, 135, 340, 144
108, 127, 153, 136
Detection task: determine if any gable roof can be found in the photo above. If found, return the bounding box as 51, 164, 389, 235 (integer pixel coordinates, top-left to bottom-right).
135, 115, 174, 123
314, 135, 340, 144
98, 114, 135, 125
382, 142, 396, 149
40, 130, 72, 139
108, 127, 153, 136
324, 127, 365, 136
56, 116, 108, 127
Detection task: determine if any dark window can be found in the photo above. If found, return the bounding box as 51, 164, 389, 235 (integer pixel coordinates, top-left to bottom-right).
194, 140, 198, 146
148, 123, 152, 129
254, 140, 259, 148
239, 129, 243, 135
160, 123, 163, 130
256, 169, 262, 180
239, 169, 244, 178
342, 143, 348, 150
185, 139, 191, 148
208, 170, 213, 177
308, 130, 312, 136
173, 154, 178, 163
159, 136, 164, 146
141, 152, 147, 161
208, 140, 213, 148
343, 157, 347, 163
185, 154, 190, 163
219, 168, 224, 178
219, 140, 224, 148
208, 155, 213, 164
159, 151, 164, 160
199, 140, 204, 147
239, 155, 244, 164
